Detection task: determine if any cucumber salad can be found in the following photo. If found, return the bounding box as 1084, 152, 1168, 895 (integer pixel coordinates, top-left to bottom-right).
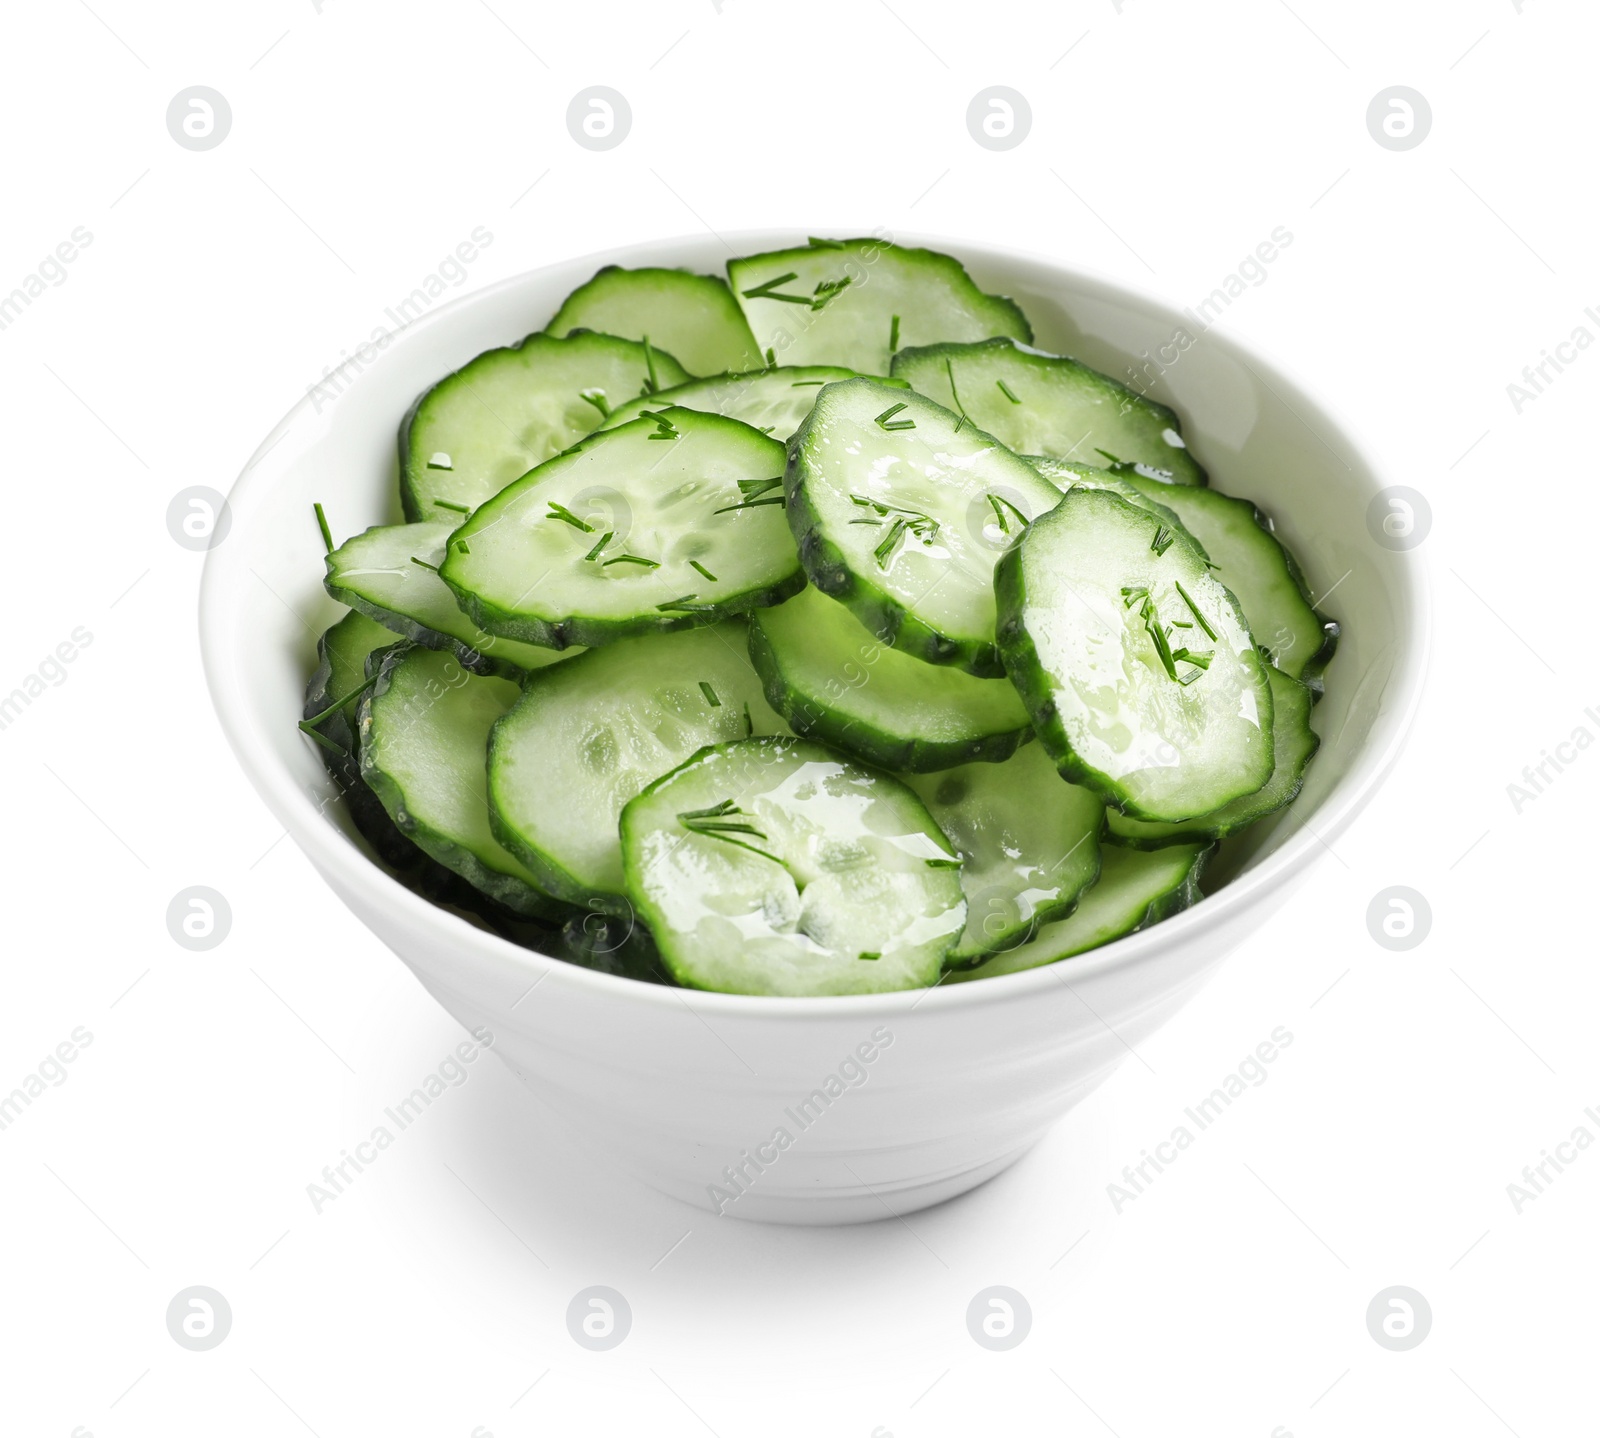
301, 237, 1338, 997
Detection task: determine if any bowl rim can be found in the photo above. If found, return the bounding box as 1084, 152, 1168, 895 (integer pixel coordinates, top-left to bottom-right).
200, 227, 1431, 1020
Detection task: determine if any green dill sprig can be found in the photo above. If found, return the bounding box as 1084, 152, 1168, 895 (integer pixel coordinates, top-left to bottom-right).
689, 559, 718, 583
1172, 580, 1218, 640
410, 556, 440, 574
996, 379, 1021, 404
945, 359, 968, 433
1150, 525, 1176, 557
432, 499, 470, 515
546, 501, 594, 533
648, 413, 679, 441
740, 271, 810, 305
583, 531, 613, 562
698, 681, 721, 707
655, 594, 719, 613
888, 314, 900, 353
874, 402, 915, 432
986, 493, 1031, 534
578, 388, 611, 418
299, 673, 378, 735
313, 502, 334, 554
677, 799, 779, 861
602, 554, 660, 569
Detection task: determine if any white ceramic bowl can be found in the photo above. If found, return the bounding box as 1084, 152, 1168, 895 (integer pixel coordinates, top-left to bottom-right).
201, 231, 1428, 1225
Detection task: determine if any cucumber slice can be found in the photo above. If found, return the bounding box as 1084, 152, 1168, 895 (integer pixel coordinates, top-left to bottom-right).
728, 238, 1031, 375
399, 331, 691, 520
950, 842, 1210, 982
440, 408, 803, 650
325, 521, 581, 676
748, 586, 1031, 772
996, 488, 1274, 822
358, 647, 569, 919
786, 377, 1062, 677
547, 265, 762, 377
620, 736, 966, 996
596, 365, 904, 439
1107, 667, 1318, 846
906, 742, 1103, 965
1125, 475, 1338, 688
487, 624, 784, 908
892, 338, 1205, 486
1028, 456, 1196, 540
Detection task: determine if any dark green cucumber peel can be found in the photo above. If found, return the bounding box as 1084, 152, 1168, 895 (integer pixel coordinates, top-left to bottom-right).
785, 377, 1062, 679
747, 586, 1032, 773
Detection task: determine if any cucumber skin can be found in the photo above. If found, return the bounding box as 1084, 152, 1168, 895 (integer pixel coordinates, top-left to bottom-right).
746, 606, 1029, 771
357, 647, 574, 922
324, 568, 534, 681
992, 518, 1272, 821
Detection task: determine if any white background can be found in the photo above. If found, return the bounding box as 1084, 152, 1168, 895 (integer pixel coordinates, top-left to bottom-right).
2, 1, 1595, 1434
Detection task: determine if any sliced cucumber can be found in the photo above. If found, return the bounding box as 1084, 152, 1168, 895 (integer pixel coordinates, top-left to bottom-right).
325, 521, 580, 676
1107, 667, 1318, 846
786, 377, 1062, 677
1028, 456, 1195, 540
951, 842, 1210, 982
620, 736, 966, 996
440, 408, 803, 650
892, 338, 1205, 485
358, 647, 570, 919
1125, 475, 1338, 688
596, 365, 903, 439
996, 488, 1274, 822
399, 331, 691, 520
728, 237, 1030, 375
748, 585, 1031, 772
906, 742, 1103, 965
547, 265, 762, 377
487, 624, 783, 908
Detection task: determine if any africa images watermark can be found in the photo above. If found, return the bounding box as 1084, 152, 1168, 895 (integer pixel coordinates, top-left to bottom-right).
0, 1026, 95, 1133
305, 1027, 494, 1212
707, 1025, 894, 1214
1119, 227, 1296, 413
1505, 1105, 1600, 1214
307, 226, 495, 413
1106, 1026, 1295, 1213
0, 626, 95, 734
1504, 305, 1600, 414
1504, 702, 1600, 813
0, 226, 94, 334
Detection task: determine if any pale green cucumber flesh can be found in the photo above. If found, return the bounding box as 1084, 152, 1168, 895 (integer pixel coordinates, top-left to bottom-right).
787, 376, 1062, 678
440, 408, 803, 649
597, 366, 898, 439
1107, 667, 1318, 845
399, 331, 690, 519
749, 585, 1031, 771
1126, 474, 1338, 687
996, 488, 1274, 822
951, 842, 1211, 981
547, 265, 761, 377
892, 338, 1205, 485
621, 736, 966, 996
907, 742, 1104, 964
358, 647, 570, 919
728, 238, 1030, 375
325, 521, 580, 675
487, 623, 785, 907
